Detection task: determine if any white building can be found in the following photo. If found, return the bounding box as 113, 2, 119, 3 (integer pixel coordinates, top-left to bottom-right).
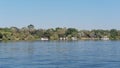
41, 37, 49, 41
101, 36, 109, 40
71, 37, 77, 40
59, 37, 67, 40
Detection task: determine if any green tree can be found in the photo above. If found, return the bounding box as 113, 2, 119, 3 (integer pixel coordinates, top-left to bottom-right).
35, 29, 45, 38
27, 24, 35, 35
55, 27, 66, 37
66, 28, 78, 36
28, 24, 34, 30
110, 29, 118, 39
43, 29, 54, 39
0, 32, 3, 39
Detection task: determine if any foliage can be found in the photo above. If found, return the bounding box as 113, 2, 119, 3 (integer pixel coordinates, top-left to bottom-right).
0, 32, 3, 39
0, 24, 120, 40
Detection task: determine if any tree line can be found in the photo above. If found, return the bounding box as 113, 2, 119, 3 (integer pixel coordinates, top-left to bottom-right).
0, 24, 120, 41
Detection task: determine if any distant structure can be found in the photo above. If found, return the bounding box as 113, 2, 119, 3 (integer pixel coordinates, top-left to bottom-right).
59, 37, 67, 40
71, 37, 77, 40
101, 36, 109, 40
41, 37, 49, 41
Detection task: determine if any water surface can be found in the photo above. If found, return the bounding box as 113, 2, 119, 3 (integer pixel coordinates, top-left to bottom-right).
0, 41, 120, 68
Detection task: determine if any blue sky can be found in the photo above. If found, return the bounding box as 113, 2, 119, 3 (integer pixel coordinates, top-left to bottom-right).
0, 0, 120, 30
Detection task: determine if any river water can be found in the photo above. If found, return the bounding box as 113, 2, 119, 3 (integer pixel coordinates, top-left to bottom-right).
0, 41, 120, 68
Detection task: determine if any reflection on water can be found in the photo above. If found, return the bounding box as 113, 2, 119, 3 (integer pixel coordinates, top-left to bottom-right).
0, 41, 120, 68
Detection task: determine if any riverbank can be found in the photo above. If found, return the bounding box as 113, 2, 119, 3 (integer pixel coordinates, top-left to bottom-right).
0, 25, 120, 41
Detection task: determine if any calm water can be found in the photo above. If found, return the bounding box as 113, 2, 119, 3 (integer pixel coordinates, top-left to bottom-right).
0, 41, 120, 68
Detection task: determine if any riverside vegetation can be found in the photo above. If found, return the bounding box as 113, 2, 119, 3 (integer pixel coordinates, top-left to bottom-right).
0, 24, 120, 41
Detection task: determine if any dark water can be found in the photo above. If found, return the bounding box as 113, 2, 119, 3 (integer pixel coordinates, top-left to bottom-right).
0, 41, 120, 68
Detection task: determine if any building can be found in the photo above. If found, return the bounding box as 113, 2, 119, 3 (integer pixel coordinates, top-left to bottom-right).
41, 37, 49, 41
71, 37, 77, 40
59, 37, 67, 40
101, 36, 109, 40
